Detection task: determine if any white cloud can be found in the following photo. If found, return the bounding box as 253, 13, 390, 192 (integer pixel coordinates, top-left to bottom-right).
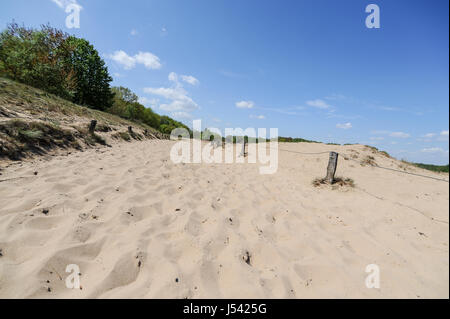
169, 72, 199, 86
371, 130, 390, 135
51, 0, 81, 9
336, 122, 352, 129
143, 72, 199, 114
107, 50, 161, 70
423, 133, 436, 138
159, 99, 198, 112
168, 72, 178, 82
181, 75, 199, 86
138, 97, 158, 108
389, 132, 410, 138
441, 130, 449, 136
370, 136, 384, 141
107, 51, 136, 70
134, 52, 162, 69
306, 99, 331, 109
250, 114, 265, 120
421, 147, 447, 153
143, 87, 197, 111
171, 112, 193, 120
160, 27, 168, 37
130, 29, 138, 36
236, 101, 255, 109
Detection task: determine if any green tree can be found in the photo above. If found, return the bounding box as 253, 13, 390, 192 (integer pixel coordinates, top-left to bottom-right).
66, 37, 113, 110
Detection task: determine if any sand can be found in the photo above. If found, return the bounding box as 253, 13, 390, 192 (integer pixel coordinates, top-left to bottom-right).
0, 140, 448, 298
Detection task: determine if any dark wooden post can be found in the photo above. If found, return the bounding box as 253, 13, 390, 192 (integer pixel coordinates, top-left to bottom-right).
240, 140, 246, 157
88, 120, 97, 134
128, 126, 133, 134
326, 152, 338, 183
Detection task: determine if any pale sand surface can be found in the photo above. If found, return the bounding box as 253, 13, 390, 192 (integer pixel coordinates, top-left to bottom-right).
0, 140, 448, 298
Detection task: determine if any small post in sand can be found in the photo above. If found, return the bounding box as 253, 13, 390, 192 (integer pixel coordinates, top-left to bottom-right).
128, 126, 133, 134
240, 140, 246, 157
88, 120, 97, 134
326, 152, 338, 184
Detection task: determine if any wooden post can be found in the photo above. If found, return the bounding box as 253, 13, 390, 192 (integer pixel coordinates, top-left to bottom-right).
128, 126, 133, 134
326, 152, 338, 184
88, 120, 97, 134
240, 140, 246, 157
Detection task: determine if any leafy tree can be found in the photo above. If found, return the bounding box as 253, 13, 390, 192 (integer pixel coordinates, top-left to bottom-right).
112, 86, 138, 104
65, 37, 113, 110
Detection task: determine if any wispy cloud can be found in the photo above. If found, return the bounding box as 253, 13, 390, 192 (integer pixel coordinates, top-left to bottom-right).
168, 72, 199, 86
130, 29, 138, 36
336, 122, 352, 129
250, 114, 265, 120
421, 147, 448, 153
51, 0, 82, 10
371, 130, 410, 138
219, 70, 247, 78
306, 99, 331, 109
236, 101, 255, 109
138, 97, 158, 108
107, 50, 161, 70
160, 27, 168, 37
181, 75, 199, 86
325, 94, 426, 116
171, 111, 193, 120
389, 132, 410, 138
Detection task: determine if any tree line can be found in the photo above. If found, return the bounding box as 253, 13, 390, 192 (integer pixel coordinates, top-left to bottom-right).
0, 22, 190, 135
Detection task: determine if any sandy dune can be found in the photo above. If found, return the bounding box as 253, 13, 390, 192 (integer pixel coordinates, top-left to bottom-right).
0, 140, 448, 298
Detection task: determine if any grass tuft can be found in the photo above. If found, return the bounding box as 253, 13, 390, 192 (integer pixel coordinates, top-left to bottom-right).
312, 177, 355, 188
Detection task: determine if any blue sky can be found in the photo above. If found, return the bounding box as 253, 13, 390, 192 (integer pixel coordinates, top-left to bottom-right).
1, 0, 449, 164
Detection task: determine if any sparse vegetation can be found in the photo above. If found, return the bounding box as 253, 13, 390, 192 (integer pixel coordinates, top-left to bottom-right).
0, 119, 81, 160
312, 177, 355, 188
361, 155, 376, 167
112, 131, 131, 142
278, 136, 320, 143
364, 145, 391, 158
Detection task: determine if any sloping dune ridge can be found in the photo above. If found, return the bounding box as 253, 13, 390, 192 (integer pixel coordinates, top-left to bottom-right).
0, 140, 448, 298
